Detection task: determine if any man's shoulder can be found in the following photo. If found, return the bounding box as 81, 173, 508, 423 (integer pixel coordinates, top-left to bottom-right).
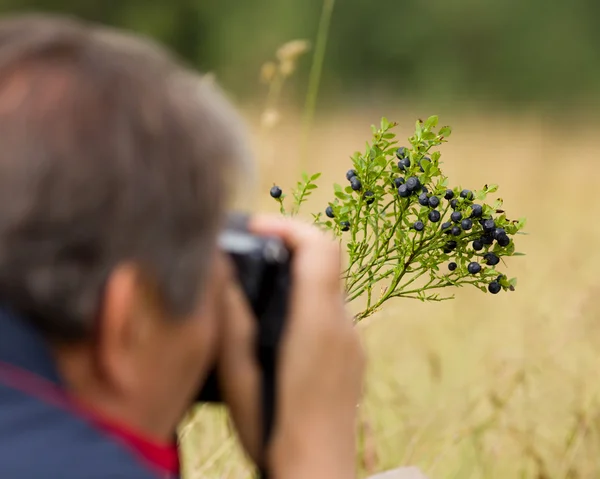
0, 382, 178, 479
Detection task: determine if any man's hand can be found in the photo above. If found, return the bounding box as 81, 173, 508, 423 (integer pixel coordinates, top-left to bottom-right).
216, 215, 365, 479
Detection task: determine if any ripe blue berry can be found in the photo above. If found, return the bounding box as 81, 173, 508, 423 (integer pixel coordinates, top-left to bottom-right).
406, 176, 420, 192
442, 221, 452, 231
451, 211, 462, 223
470, 204, 483, 218
395, 147, 407, 159
418, 192, 429, 206
398, 184, 410, 198
325, 206, 335, 218
448, 262, 457, 271
364, 191, 375, 205
483, 252, 500, 266
468, 262, 482, 274
445, 189, 455, 200
488, 281, 501, 294
472, 239, 484, 251
482, 234, 494, 245
461, 189, 473, 200
428, 210, 441, 222
270, 186, 282, 199
461, 218, 473, 231
497, 233, 510, 247
428, 196, 440, 208
483, 219, 496, 232
340, 221, 350, 232
413, 221, 425, 232
346, 169, 357, 181
443, 240, 457, 253
398, 158, 411, 171
451, 226, 461, 236
393, 177, 405, 188
493, 228, 506, 240
350, 177, 362, 191
450, 199, 459, 209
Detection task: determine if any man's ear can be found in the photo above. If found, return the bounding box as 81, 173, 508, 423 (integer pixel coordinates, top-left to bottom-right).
95, 263, 161, 394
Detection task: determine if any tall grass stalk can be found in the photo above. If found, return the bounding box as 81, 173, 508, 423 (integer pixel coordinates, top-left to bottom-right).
299, 0, 336, 176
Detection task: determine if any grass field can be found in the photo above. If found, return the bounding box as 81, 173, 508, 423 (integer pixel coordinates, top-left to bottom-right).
180, 109, 600, 479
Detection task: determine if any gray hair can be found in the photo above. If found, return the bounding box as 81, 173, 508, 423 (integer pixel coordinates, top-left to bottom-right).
0, 14, 252, 340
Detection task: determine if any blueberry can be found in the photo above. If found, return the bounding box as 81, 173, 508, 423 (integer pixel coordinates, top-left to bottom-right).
413, 221, 425, 232
350, 177, 362, 191
450, 199, 459, 209
482, 234, 494, 245
460, 189, 474, 200
445, 240, 458, 251
483, 219, 496, 232
461, 218, 473, 231
398, 184, 410, 198
445, 189, 455, 200
493, 228, 506, 240
451, 226, 462, 236
467, 262, 482, 274
364, 191, 375, 205
395, 147, 407, 159
393, 177, 405, 188
325, 206, 335, 218
448, 262, 457, 271
451, 211, 463, 223
406, 176, 421, 192
442, 221, 452, 231
270, 186, 282, 199
470, 204, 483, 218
418, 192, 430, 206
428, 210, 441, 222
488, 281, 501, 294
398, 158, 411, 171
497, 233, 510, 247
483, 252, 500, 266
428, 196, 440, 208
340, 221, 350, 232
472, 239, 484, 251
346, 169, 357, 181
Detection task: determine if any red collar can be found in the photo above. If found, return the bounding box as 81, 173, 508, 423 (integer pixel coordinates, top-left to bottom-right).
0, 361, 179, 476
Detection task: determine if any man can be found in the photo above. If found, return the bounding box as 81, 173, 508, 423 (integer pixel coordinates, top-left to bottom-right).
0, 13, 364, 479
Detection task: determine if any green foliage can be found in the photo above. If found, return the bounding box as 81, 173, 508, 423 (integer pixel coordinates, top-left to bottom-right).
6, 0, 599, 109
273, 117, 526, 321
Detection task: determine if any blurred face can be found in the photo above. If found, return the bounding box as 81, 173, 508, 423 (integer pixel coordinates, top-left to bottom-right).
55, 249, 230, 441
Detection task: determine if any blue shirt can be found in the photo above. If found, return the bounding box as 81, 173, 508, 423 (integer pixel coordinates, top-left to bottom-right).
0, 307, 180, 479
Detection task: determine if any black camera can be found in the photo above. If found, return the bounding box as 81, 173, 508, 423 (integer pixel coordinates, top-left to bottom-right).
195, 213, 291, 448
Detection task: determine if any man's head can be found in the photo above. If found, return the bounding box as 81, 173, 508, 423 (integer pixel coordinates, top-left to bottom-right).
0, 14, 251, 438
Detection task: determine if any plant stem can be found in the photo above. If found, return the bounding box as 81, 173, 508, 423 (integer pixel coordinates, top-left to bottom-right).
299, 0, 336, 176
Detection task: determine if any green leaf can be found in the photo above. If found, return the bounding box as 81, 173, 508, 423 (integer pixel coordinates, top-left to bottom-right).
424, 115, 439, 129
311, 172, 322, 181
334, 183, 342, 193
439, 126, 452, 137
306, 184, 318, 190
302, 172, 308, 182
335, 191, 347, 200
487, 184, 499, 193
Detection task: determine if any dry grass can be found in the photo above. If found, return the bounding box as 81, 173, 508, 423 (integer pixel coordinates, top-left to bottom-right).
180, 109, 600, 479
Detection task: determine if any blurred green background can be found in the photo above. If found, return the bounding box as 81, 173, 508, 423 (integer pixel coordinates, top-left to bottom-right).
3, 0, 599, 113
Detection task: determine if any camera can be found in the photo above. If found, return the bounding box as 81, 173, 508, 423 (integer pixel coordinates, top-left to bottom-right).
195, 213, 291, 446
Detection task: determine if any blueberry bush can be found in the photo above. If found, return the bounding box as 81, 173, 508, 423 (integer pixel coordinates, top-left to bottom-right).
270, 116, 526, 321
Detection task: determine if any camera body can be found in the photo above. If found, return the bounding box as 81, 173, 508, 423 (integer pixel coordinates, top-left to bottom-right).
196, 214, 291, 446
